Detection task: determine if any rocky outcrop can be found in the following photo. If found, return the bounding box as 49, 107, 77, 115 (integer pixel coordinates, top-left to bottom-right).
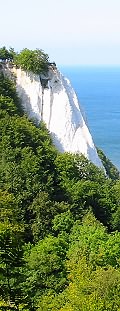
2, 63, 103, 168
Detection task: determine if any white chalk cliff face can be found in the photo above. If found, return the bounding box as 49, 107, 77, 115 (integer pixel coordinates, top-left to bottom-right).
6, 65, 103, 168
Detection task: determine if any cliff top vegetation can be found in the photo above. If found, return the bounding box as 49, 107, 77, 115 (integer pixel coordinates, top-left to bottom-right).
0, 49, 120, 310
0, 46, 50, 74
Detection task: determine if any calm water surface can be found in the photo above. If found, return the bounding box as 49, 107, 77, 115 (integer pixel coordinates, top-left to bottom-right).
60, 66, 120, 170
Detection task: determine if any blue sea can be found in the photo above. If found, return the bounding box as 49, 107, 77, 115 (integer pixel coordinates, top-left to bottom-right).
60, 66, 120, 170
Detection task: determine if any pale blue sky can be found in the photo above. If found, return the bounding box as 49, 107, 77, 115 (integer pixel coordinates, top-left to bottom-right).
0, 0, 120, 65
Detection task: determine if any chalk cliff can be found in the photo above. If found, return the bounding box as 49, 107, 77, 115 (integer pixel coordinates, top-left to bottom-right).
4, 64, 103, 168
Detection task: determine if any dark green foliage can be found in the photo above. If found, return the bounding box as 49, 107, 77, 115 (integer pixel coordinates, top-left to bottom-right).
0, 95, 18, 117
29, 192, 56, 241
0, 72, 23, 115
1, 61, 120, 310
97, 148, 120, 180
0, 222, 24, 308
0, 47, 12, 61
0, 46, 16, 65
0, 74, 58, 246
54, 153, 116, 227
8, 47, 16, 62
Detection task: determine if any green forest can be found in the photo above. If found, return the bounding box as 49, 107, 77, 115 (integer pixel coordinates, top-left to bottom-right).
0, 50, 120, 310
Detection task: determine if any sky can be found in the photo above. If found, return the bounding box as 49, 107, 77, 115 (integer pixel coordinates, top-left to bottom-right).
0, 0, 120, 65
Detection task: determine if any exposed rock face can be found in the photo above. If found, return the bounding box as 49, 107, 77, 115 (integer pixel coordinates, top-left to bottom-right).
3, 64, 103, 168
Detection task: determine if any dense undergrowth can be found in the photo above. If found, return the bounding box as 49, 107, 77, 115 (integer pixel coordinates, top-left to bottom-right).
0, 69, 120, 310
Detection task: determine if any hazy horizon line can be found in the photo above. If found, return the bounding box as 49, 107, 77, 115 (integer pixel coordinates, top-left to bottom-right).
58, 64, 120, 67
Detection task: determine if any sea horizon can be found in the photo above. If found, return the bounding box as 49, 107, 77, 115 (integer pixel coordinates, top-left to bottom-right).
60, 65, 120, 170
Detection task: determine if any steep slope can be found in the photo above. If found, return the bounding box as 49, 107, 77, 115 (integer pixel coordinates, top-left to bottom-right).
3, 64, 103, 168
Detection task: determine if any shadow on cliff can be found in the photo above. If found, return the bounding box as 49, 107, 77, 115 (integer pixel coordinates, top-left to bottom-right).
26, 70, 40, 83
16, 83, 42, 123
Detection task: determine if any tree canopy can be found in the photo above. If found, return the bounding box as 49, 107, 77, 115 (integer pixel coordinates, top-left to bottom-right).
0, 46, 16, 62
0, 56, 120, 310
0, 46, 50, 75
14, 48, 50, 74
